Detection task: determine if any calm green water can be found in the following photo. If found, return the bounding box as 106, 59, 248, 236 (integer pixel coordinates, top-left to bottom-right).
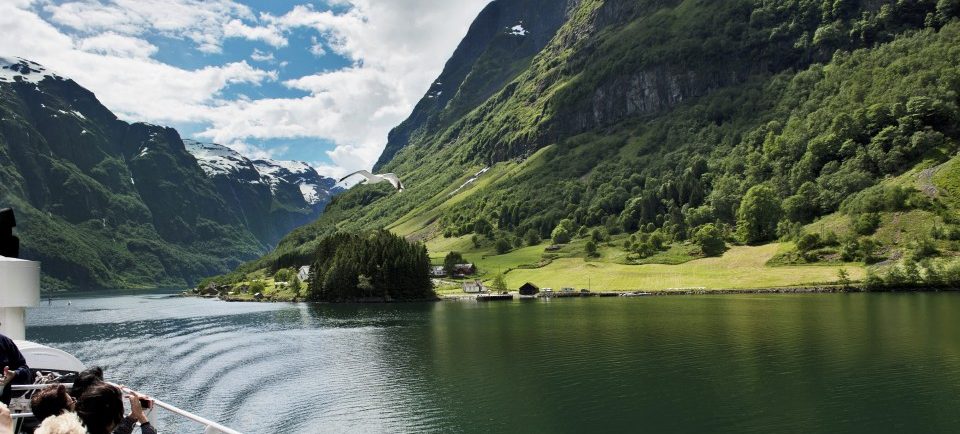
25, 292, 960, 433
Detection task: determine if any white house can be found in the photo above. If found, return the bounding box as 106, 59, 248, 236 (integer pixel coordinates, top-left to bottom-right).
430, 266, 445, 277
298, 265, 311, 283
463, 280, 486, 293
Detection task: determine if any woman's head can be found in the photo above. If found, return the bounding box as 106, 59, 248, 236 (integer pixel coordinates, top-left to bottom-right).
70, 366, 104, 399
30, 384, 76, 422
76, 383, 123, 434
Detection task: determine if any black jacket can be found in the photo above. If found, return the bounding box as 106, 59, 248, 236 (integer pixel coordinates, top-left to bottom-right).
0, 333, 30, 404
114, 416, 158, 434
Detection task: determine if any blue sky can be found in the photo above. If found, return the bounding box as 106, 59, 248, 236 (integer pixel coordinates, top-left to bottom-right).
1, 0, 489, 176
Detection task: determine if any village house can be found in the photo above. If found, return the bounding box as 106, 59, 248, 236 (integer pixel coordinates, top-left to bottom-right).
453, 263, 476, 277
430, 265, 446, 277
462, 280, 486, 293
519, 282, 540, 296
298, 265, 311, 283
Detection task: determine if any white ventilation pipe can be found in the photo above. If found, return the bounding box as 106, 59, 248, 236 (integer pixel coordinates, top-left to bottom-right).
0, 257, 40, 340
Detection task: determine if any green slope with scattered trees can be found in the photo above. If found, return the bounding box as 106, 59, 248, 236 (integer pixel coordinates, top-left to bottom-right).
215, 0, 960, 293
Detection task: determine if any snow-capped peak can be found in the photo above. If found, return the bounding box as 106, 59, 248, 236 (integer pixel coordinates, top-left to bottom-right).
0, 56, 65, 84
183, 139, 251, 177
253, 159, 313, 177
184, 139, 338, 206
253, 159, 330, 205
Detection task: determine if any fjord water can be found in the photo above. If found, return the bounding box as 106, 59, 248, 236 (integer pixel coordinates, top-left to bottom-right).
26, 292, 960, 433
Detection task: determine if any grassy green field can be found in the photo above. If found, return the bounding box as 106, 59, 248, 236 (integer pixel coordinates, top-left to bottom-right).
426, 235, 865, 292
502, 244, 864, 291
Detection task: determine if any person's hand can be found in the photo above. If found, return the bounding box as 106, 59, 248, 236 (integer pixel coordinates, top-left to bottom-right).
0, 367, 14, 387
0, 401, 13, 434
127, 391, 151, 424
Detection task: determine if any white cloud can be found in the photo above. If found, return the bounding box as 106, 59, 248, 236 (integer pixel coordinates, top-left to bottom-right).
223, 18, 286, 48
224, 140, 285, 161
311, 162, 350, 180
77, 33, 158, 58
250, 48, 275, 63
4, 0, 493, 174
44, 0, 281, 53
309, 36, 326, 57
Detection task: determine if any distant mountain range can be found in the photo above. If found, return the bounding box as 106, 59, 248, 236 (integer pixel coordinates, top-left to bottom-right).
183, 139, 342, 245
0, 56, 342, 289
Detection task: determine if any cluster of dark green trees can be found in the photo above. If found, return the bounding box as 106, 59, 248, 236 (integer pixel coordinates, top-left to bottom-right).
305, 230, 433, 302
865, 259, 960, 289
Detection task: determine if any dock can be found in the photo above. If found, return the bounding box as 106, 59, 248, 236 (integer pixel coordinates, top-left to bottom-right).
477, 293, 514, 301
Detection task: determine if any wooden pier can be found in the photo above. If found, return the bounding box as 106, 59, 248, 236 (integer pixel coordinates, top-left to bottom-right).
477, 293, 514, 301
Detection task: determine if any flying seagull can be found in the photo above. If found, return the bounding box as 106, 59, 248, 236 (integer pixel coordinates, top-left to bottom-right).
340, 170, 405, 192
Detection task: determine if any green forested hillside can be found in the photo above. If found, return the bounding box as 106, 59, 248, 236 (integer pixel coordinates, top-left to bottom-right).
222, 0, 960, 291
0, 68, 264, 288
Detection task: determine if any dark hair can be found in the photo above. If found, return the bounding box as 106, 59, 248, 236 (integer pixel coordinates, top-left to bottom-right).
71, 366, 105, 399
76, 383, 124, 434
30, 384, 72, 421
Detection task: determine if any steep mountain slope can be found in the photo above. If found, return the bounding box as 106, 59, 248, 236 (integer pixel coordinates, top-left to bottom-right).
375, 0, 576, 169
217, 0, 960, 289
0, 57, 339, 288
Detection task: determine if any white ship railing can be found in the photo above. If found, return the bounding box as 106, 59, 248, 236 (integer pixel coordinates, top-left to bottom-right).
10, 383, 242, 434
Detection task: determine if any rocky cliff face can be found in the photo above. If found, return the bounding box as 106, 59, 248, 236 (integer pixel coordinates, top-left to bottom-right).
563, 66, 744, 139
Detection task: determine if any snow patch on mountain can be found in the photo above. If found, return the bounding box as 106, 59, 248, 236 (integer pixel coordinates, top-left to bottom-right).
300, 184, 322, 204
509, 23, 528, 36
0, 56, 64, 84
253, 159, 333, 205
183, 139, 251, 177
254, 159, 313, 178
449, 167, 490, 196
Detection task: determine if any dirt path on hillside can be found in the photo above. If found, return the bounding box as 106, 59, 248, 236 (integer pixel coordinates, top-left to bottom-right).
917, 163, 945, 198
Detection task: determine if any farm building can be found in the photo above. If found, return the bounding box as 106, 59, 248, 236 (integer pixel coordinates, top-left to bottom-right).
519, 282, 539, 296
453, 263, 476, 277
463, 280, 486, 293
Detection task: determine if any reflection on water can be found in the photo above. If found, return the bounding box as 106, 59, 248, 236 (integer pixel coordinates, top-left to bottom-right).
26, 292, 960, 433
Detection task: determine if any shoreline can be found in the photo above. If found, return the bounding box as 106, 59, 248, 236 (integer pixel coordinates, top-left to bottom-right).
185, 284, 960, 303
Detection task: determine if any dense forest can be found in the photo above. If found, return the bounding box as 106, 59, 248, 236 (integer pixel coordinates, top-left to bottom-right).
304, 231, 433, 302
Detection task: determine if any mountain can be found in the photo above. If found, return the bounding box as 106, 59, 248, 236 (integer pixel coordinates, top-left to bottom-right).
184, 140, 342, 246
0, 57, 340, 289
375, 0, 575, 169
223, 0, 960, 291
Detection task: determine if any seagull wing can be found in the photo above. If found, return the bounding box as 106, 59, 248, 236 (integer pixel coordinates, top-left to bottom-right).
379, 173, 404, 192
339, 169, 376, 184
